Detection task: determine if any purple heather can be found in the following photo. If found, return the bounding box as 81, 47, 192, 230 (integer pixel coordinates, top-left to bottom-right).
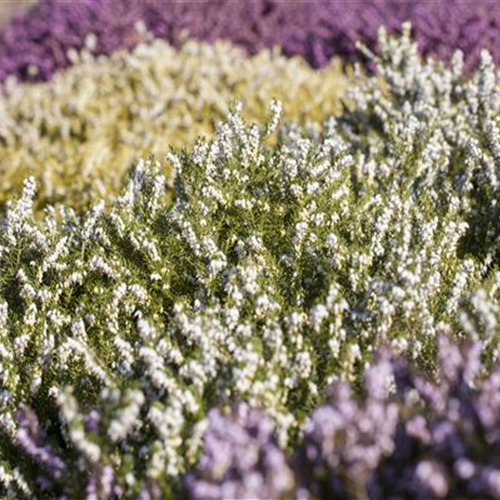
1, 0, 500, 82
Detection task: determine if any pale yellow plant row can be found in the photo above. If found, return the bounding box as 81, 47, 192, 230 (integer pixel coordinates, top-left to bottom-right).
0, 39, 350, 209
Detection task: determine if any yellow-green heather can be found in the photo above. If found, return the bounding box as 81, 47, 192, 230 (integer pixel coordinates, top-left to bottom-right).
0, 38, 349, 210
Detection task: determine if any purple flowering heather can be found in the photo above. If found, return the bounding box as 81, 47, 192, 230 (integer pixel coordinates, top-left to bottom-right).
370, 336, 500, 500
84, 409, 101, 434
16, 407, 66, 481
0, 0, 146, 82
185, 403, 295, 500
294, 356, 399, 499
189, 337, 500, 500
1, 0, 500, 82
14, 405, 121, 499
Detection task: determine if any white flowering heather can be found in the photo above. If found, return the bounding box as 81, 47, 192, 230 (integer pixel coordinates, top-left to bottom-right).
2, 27, 500, 497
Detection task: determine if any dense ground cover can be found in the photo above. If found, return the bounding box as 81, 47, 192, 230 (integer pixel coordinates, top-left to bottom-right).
2, 29, 500, 498
1, 0, 500, 82
0, 39, 347, 210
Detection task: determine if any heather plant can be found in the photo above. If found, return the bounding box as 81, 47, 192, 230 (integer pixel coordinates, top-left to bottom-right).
189, 336, 500, 500
0, 38, 347, 210
185, 403, 295, 500
3, 28, 500, 497
1, 0, 500, 83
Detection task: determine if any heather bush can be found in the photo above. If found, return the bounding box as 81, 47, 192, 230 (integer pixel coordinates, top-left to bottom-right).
0, 38, 347, 210
2, 28, 500, 497
1, 0, 500, 83
189, 336, 500, 499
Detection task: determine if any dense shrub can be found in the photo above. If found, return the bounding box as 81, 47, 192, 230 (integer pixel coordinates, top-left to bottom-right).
189, 336, 500, 500
2, 28, 500, 497
1, 0, 500, 83
0, 38, 347, 210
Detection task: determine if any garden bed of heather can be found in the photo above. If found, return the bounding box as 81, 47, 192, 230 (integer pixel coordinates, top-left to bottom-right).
2, 26, 500, 498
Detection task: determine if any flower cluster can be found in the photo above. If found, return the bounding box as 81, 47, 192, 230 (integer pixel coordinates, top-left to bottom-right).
1, 28, 500, 497
1, 0, 500, 82
0, 38, 347, 211
189, 336, 500, 500
185, 403, 294, 500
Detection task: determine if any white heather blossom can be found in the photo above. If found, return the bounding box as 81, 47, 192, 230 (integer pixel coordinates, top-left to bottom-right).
107, 389, 146, 442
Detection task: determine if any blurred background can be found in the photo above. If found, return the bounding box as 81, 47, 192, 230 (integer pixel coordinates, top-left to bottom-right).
0, 0, 35, 23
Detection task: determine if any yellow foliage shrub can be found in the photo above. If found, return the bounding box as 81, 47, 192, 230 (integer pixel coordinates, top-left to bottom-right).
0, 39, 349, 209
